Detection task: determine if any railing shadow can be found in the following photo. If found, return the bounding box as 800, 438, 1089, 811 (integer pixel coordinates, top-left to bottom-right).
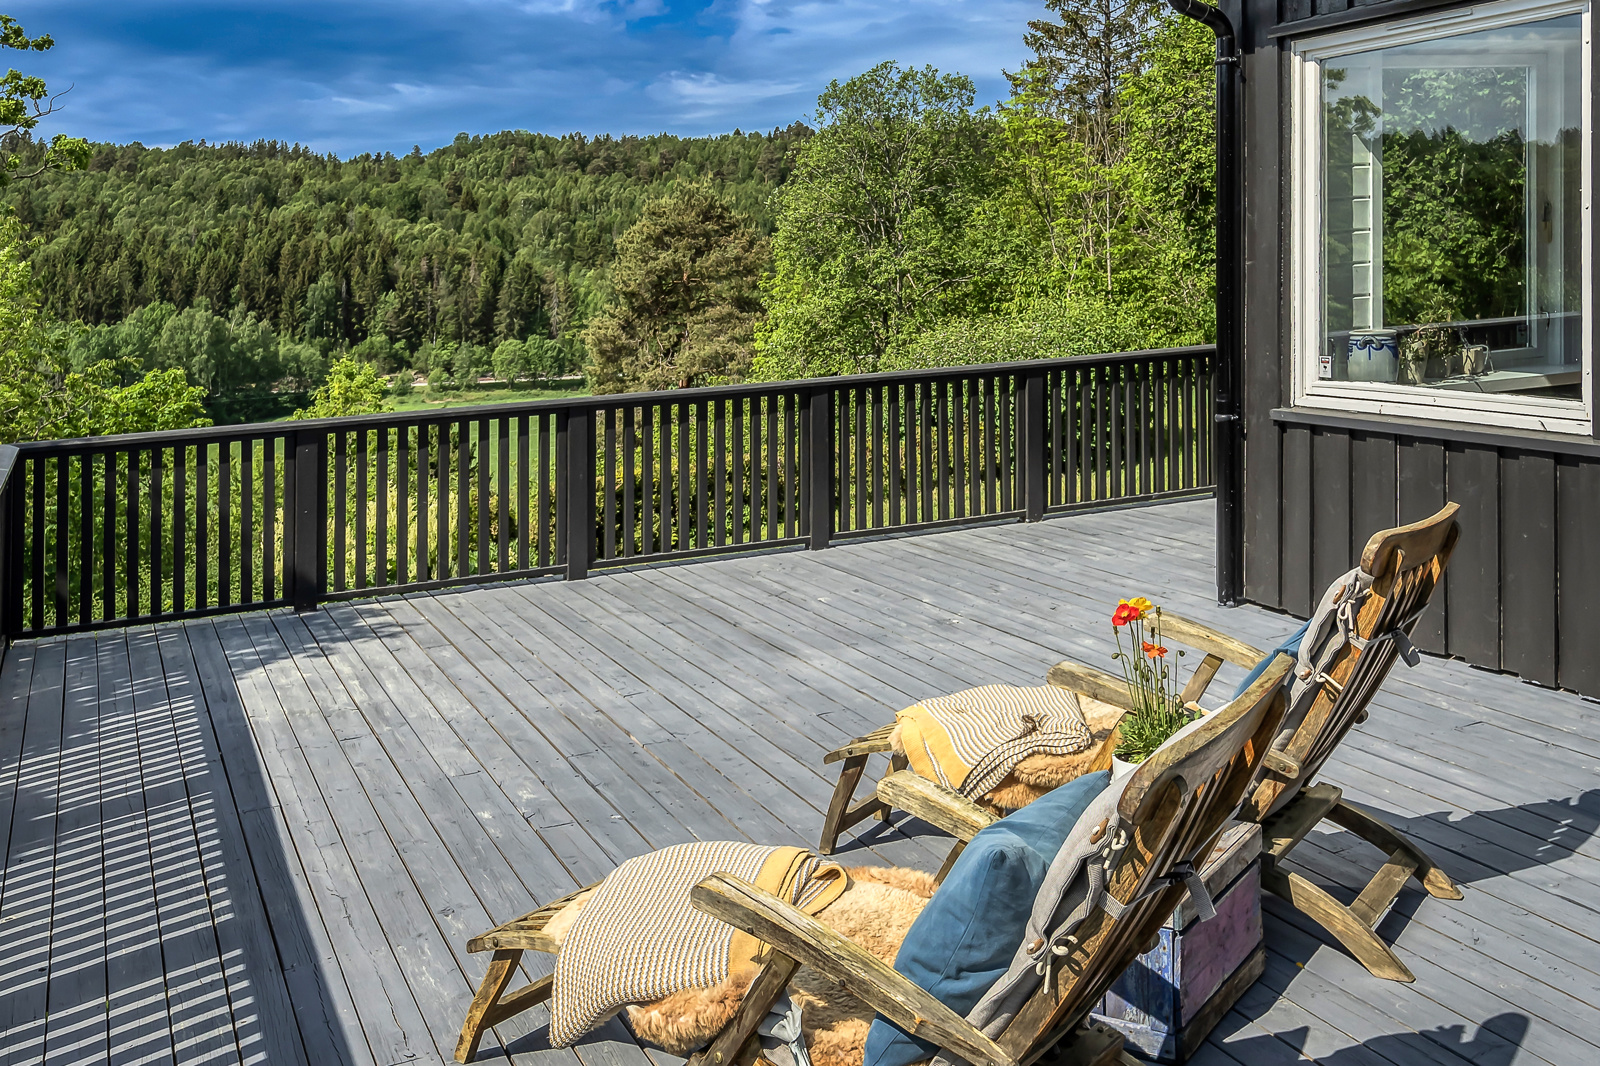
1308, 790, 1600, 888
1214, 1014, 1530, 1066
0, 629, 361, 1064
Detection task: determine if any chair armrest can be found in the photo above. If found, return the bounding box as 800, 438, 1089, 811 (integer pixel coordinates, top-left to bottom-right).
1046, 661, 1136, 710
824, 722, 897, 764
1159, 613, 1267, 669
689, 874, 1017, 1066
876, 770, 998, 842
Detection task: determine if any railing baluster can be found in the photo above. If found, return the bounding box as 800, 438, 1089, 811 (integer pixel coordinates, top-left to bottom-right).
731, 398, 744, 546
149, 448, 164, 615
497, 418, 510, 574
675, 401, 690, 551
604, 404, 617, 560
477, 418, 491, 576
191, 446, 208, 611
241, 440, 255, 603
101, 455, 116, 623
714, 399, 728, 547
871, 386, 884, 530
50, 456, 66, 627
377, 429, 390, 586
1002, 375, 1015, 512
357, 430, 369, 589
456, 419, 470, 577
695, 400, 709, 550
766, 395, 780, 540
888, 384, 902, 527
263, 440, 277, 601
219, 442, 233, 606
417, 425, 431, 580
396, 428, 409, 584
622, 408, 637, 557
125, 451, 140, 620
78, 453, 93, 626
334, 431, 348, 593
641, 405, 656, 556
1049, 371, 1063, 507
538, 414, 552, 567
515, 417, 529, 572
173, 447, 187, 614
936, 380, 950, 521
784, 392, 798, 537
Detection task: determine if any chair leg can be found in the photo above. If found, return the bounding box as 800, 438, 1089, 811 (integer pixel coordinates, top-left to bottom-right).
455, 949, 554, 1062
1326, 798, 1463, 901
819, 754, 891, 854
1261, 862, 1415, 982
934, 840, 967, 886
687, 954, 799, 1066
820, 755, 867, 854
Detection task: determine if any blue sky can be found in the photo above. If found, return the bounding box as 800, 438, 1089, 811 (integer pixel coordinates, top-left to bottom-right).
10, 1, 1039, 158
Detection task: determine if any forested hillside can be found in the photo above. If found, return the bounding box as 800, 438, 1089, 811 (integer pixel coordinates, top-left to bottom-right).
4, 127, 809, 419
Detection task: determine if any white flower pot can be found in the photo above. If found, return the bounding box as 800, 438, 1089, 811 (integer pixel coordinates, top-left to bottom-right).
1111, 756, 1139, 780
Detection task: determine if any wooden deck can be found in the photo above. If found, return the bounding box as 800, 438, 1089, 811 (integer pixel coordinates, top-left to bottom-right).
0, 499, 1591, 1066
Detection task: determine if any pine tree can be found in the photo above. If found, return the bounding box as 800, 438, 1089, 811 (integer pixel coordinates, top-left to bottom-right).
584, 186, 767, 393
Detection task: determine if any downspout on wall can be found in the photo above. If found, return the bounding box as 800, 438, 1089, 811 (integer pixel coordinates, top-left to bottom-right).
1168, 0, 1244, 607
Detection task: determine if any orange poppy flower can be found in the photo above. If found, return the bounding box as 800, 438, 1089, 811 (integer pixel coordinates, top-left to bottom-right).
1142, 641, 1168, 658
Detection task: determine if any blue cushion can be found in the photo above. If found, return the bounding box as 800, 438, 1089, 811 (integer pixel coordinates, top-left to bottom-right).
862, 770, 1111, 1066
1232, 616, 1312, 699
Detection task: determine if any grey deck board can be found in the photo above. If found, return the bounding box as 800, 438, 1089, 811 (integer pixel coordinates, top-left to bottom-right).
41, 637, 109, 1066
96, 633, 178, 1066
124, 627, 242, 1066
0, 499, 1591, 1064
1, 641, 64, 1065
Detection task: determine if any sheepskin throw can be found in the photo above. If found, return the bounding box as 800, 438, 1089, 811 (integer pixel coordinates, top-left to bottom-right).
894, 684, 1092, 800
549, 842, 847, 1047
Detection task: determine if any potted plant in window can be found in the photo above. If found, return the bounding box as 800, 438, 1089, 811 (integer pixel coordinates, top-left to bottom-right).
1109, 597, 1196, 774
1398, 305, 1463, 385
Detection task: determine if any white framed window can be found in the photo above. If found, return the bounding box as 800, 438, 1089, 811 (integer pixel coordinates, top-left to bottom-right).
1291, 0, 1593, 434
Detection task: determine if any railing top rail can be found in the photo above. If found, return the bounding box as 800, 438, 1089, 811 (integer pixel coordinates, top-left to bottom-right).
9, 344, 1214, 456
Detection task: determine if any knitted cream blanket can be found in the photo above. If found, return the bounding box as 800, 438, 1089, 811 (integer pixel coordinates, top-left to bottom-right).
894, 683, 1092, 799
550, 841, 847, 1047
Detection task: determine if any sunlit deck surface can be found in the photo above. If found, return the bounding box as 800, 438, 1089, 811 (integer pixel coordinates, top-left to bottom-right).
1, 499, 1593, 1066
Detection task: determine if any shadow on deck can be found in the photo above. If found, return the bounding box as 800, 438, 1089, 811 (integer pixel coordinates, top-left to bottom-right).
1, 500, 1591, 1066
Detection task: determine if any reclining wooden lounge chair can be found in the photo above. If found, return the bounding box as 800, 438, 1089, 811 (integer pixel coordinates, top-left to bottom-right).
888, 505, 1463, 984
453, 656, 1294, 1066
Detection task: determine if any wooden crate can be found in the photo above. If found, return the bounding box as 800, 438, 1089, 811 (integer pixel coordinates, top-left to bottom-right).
1092, 822, 1264, 1063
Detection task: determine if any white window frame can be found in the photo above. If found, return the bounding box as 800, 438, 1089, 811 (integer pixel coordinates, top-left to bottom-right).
1290, 0, 1594, 435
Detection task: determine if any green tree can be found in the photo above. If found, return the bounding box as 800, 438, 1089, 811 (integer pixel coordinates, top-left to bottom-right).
754, 63, 993, 380
293, 355, 391, 419
1014, 0, 1162, 295
584, 185, 767, 393
0, 15, 90, 186
0, 216, 207, 442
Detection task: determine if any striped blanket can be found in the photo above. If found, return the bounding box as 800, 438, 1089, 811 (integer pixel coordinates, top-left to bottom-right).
550, 842, 848, 1048
894, 683, 1092, 799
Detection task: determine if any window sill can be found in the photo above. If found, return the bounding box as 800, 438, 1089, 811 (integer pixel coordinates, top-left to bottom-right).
1271, 406, 1600, 458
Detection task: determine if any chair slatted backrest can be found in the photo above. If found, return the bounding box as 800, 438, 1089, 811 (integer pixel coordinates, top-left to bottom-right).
996, 653, 1294, 1062
1239, 503, 1460, 823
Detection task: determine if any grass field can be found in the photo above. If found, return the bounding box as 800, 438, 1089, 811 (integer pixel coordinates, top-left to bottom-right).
389, 378, 590, 412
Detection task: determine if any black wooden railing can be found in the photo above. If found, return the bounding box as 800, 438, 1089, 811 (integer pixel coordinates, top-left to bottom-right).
0, 346, 1213, 639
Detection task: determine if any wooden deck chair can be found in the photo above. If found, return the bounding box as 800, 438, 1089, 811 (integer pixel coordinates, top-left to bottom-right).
453, 656, 1292, 1066
1039, 505, 1464, 982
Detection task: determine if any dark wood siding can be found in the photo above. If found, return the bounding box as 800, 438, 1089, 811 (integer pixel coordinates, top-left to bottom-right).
1262, 417, 1600, 694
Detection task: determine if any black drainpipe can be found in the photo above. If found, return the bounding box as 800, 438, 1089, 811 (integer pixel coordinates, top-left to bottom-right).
1169, 0, 1243, 607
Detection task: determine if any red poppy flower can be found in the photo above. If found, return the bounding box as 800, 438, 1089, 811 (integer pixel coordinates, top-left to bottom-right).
1112, 603, 1140, 627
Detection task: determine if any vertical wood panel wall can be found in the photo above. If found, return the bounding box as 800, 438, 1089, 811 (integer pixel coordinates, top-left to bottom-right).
1233, 0, 1600, 696
1259, 422, 1600, 694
